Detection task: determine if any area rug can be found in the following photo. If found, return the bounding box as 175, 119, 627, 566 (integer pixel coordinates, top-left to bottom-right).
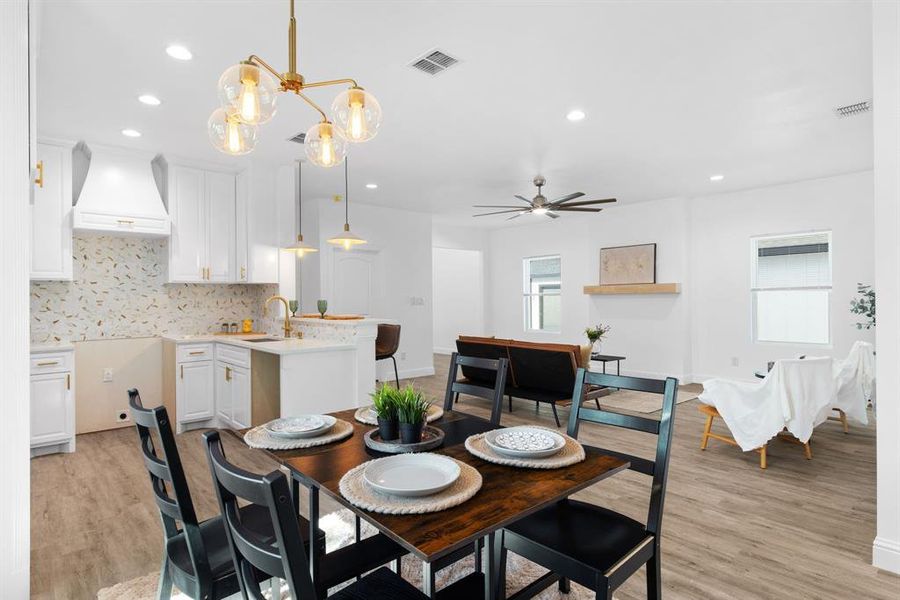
594, 388, 697, 414
97, 509, 597, 599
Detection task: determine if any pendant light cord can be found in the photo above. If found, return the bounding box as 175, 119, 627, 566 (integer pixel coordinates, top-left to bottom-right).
296, 161, 302, 235
344, 157, 350, 226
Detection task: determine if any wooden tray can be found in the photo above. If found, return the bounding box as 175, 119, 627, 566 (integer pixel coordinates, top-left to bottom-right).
364, 426, 445, 454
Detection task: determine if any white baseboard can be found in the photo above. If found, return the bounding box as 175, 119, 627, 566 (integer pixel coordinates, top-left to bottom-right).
433, 347, 455, 355
377, 366, 436, 382
873, 536, 900, 574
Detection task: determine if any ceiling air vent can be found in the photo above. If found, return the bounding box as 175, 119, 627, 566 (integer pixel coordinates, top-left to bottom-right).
288, 132, 306, 144
409, 49, 460, 76
835, 99, 872, 118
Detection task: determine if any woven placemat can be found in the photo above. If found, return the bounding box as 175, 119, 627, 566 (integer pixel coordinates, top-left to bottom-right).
339, 456, 482, 514
465, 427, 586, 469
353, 404, 444, 425
244, 419, 353, 450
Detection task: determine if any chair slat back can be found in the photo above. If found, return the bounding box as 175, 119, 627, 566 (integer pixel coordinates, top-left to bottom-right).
443, 352, 509, 426
567, 370, 679, 536
203, 431, 317, 599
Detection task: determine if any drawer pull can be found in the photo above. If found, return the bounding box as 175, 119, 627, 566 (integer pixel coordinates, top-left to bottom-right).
117, 219, 135, 225
66, 374, 70, 390
180, 365, 184, 379
37, 360, 59, 366
188, 351, 205, 356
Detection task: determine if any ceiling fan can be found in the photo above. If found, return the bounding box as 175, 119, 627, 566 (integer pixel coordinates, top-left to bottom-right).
473, 175, 617, 220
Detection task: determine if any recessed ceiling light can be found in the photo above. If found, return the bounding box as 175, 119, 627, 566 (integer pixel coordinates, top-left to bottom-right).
138, 94, 161, 106
709, 174, 725, 182
365, 183, 378, 189
566, 109, 586, 122
121, 129, 142, 138
166, 45, 192, 60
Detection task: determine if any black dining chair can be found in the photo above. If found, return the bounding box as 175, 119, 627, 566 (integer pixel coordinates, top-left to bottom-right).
127, 389, 324, 600
492, 369, 679, 600
376, 323, 402, 389
442, 352, 509, 427
202, 430, 429, 600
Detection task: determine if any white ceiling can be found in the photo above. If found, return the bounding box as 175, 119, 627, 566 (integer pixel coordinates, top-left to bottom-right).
37, 0, 873, 226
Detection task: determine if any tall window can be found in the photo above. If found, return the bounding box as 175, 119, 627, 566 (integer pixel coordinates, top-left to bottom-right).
523, 255, 561, 332
751, 231, 832, 345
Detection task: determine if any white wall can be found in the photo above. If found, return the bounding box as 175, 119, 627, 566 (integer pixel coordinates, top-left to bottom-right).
316, 199, 435, 379
433, 247, 485, 354
873, 0, 900, 575
1, 1, 31, 595
485, 172, 875, 383
690, 171, 875, 381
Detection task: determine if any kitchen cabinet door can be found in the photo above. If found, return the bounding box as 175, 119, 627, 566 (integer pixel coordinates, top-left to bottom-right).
235, 171, 249, 282
177, 360, 214, 423
230, 365, 251, 429
206, 171, 236, 283
169, 166, 206, 282
31, 142, 73, 281
31, 371, 72, 446
215, 362, 233, 427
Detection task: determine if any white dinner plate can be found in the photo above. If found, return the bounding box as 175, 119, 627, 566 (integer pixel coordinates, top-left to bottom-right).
265, 415, 336, 439
484, 427, 566, 458
363, 454, 460, 497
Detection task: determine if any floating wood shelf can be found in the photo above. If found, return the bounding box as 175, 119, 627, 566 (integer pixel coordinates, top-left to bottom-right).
583, 283, 681, 295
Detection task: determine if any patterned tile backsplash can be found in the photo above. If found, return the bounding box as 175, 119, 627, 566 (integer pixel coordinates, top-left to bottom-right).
31, 236, 279, 344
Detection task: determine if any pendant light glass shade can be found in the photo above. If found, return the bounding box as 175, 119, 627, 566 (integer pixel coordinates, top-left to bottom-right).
305, 121, 348, 167
217, 62, 278, 125
208, 108, 258, 155
286, 234, 319, 256
331, 87, 382, 143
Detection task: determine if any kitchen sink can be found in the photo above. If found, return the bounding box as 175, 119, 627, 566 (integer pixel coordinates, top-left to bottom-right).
244, 337, 282, 343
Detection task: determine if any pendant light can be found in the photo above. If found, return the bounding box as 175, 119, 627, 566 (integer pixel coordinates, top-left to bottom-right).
327, 158, 367, 250
284, 161, 318, 256
209, 0, 382, 164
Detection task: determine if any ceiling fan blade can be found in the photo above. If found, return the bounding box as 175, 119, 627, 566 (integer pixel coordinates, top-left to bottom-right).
552, 198, 617, 208
546, 212, 560, 219
473, 204, 526, 208
514, 195, 534, 205
474, 209, 527, 217
548, 192, 585, 205
555, 207, 603, 212
506, 213, 525, 221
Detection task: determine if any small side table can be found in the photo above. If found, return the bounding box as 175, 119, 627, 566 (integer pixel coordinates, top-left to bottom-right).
590, 354, 626, 375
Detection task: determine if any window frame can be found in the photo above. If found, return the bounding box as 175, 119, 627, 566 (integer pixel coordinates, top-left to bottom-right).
750, 230, 833, 347
522, 254, 562, 333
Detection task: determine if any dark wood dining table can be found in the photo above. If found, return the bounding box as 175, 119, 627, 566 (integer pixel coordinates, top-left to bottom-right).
234, 408, 629, 599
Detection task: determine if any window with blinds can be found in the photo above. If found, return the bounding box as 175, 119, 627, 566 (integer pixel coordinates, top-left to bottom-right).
523, 255, 561, 332
751, 232, 832, 345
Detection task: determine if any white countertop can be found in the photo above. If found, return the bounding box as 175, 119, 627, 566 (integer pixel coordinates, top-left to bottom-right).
31, 342, 75, 353
163, 333, 354, 355
291, 316, 396, 326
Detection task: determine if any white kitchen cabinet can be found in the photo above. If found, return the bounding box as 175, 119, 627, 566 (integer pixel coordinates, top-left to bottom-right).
31, 141, 73, 281
30, 348, 75, 456
176, 360, 215, 425
168, 165, 236, 283
215, 345, 251, 429
215, 362, 233, 424
235, 167, 279, 284
230, 365, 251, 429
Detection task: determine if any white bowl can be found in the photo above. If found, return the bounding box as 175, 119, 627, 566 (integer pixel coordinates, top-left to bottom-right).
265, 415, 336, 439
363, 454, 460, 497
484, 427, 565, 458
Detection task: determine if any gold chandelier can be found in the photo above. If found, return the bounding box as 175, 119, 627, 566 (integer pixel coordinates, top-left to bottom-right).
208, 0, 382, 166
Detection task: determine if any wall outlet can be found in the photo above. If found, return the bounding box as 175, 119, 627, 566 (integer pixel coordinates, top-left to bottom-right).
115, 410, 130, 423
102, 368, 113, 383
731, 357, 740, 367
409, 296, 425, 306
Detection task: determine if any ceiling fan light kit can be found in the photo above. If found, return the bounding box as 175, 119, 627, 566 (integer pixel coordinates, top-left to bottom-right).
209, 0, 382, 166
473, 175, 617, 220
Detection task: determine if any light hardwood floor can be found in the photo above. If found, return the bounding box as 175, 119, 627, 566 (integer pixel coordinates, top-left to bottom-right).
31, 355, 898, 599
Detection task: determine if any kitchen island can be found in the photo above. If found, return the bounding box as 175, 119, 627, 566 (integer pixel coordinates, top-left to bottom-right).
163, 318, 385, 431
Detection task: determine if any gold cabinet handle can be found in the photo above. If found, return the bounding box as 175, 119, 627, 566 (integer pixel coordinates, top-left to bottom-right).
240, 266, 246, 280
225, 366, 232, 381
180, 364, 184, 379
37, 360, 59, 366
116, 219, 135, 226
66, 373, 71, 390
34, 160, 44, 188
188, 351, 205, 356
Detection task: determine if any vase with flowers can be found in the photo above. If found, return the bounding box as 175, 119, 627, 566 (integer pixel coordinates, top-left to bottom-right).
585, 323, 611, 355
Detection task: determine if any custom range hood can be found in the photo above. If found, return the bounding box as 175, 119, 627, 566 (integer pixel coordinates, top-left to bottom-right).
72, 141, 170, 237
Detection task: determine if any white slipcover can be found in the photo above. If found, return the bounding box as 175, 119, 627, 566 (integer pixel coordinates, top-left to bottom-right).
699, 358, 836, 451
833, 340, 875, 425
